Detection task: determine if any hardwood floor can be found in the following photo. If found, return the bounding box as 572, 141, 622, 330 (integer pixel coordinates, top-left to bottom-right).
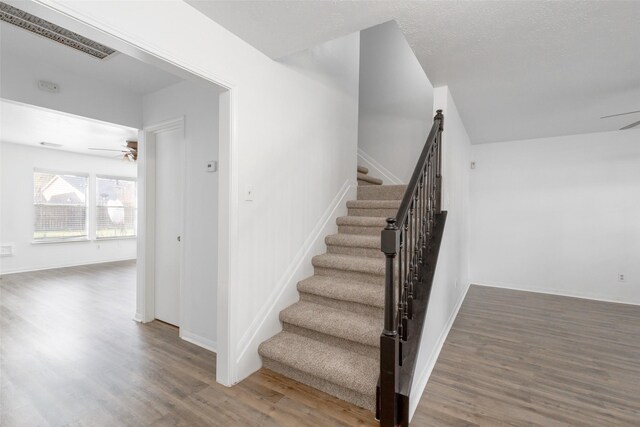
0, 261, 375, 426
2, 263, 639, 425
413, 285, 640, 426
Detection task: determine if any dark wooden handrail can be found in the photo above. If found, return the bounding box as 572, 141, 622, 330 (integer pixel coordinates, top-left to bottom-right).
395, 111, 442, 226
378, 110, 446, 427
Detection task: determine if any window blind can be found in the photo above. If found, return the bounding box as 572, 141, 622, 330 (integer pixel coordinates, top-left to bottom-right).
96, 176, 137, 239
33, 171, 88, 240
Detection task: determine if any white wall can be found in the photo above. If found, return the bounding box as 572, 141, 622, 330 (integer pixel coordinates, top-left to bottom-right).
0, 51, 142, 129
0, 142, 137, 274
410, 86, 472, 419
20, 0, 363, 384
358, 20, 434, 183
233, 32, 361, 380
142, 80, 220, 352
469, 130, 640, 305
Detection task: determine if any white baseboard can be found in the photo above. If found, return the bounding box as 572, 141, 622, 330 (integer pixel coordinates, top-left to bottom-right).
0, 257, 137, 276
233, 179, 356, 381
133, 312, 144, 323
472, 281, 640, 306
409, 282, 470, 420
180, 330, 217, 353
358, 149, 403, 185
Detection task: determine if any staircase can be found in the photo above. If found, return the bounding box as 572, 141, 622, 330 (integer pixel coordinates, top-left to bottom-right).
357, 165, 383, 186
258, 167, 404, 411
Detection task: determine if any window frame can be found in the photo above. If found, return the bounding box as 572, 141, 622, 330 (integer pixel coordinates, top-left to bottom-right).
95, 174, 138, 240
32, 168, 90, 244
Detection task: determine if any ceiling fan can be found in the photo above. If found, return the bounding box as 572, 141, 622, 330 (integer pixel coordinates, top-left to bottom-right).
89, 140, 138, 161
600, 110, 640, 130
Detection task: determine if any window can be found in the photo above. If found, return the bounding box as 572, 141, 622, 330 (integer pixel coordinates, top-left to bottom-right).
33, 171, 88, 241
96, 176, 137, 239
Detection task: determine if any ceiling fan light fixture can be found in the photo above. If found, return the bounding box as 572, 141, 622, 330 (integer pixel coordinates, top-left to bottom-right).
39, 141, 62, 148
620, 119, 640, 131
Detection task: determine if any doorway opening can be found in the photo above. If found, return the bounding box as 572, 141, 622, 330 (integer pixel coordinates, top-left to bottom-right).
0, 2, 230, 384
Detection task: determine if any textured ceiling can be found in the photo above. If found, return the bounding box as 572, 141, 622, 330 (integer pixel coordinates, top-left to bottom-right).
187, 0, 640, 143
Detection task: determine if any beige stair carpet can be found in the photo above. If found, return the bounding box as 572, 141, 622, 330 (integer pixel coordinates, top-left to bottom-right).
259, 168, 406, 412
357, 164, 384, 186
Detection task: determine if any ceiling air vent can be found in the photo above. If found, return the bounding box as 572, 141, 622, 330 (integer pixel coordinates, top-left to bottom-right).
0, 2, 117, 60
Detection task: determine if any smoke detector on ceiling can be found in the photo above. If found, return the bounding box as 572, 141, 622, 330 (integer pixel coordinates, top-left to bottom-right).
0, 1, 117, 60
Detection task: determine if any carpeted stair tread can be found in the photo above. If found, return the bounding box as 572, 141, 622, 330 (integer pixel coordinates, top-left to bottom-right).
297, 275, 384, 308
325, 233, 380, 249
280, 301, 382, 348
358, 185, 407, 201
357, 172, 383, 185
259, 332, 378, 397
312, 253, 384, 276
347, 199, 401, 209
336, 215, 388, 228
357, 165, 369, 174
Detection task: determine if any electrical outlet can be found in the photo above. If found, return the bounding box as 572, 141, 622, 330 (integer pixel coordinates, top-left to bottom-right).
618, 273, 626, 282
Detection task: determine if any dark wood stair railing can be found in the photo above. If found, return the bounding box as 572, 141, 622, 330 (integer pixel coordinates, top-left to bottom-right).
377, 109, 447, 426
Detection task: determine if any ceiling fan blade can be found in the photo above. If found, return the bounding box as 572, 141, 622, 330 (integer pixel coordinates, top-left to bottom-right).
601, 110, 640, 119
89, 148, 128, 152
620, 120, 640, 130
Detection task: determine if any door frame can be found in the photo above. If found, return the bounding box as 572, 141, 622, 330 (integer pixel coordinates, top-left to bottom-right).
22, 0, 239, 386
136, 117, 186, 325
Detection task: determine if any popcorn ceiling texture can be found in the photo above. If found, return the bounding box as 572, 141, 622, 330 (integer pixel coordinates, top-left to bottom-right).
187, 1, 640, 143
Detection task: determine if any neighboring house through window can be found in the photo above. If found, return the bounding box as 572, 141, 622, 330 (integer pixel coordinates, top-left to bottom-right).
32, 170, 136, 242
96, 176, 137, 239
33, 170, 88, 241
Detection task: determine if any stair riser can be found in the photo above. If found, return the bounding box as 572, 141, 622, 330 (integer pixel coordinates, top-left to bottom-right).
348, 208, 398, 217
283, 323, 379, 358
262, 359, 375, 412
337, 225, 384, 236
315, 267, 384, 286
357, 185, 407, 201
300, 292, 383, 318
326, 244, 383, 259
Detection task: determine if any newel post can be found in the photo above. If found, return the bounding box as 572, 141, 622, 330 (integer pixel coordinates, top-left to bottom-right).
434, 109, 444, 214
380, 218, 400, 426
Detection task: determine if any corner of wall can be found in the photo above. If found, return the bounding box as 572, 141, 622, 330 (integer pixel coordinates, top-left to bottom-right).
180, 330, 218, 353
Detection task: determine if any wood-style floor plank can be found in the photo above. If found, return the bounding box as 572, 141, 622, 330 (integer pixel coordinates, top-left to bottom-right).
413, 285, 640, 426
3, 264, 639, 425
0, 261, 376, 426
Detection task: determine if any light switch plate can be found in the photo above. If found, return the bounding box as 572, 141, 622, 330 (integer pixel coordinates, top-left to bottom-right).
245, 185, 254, 201
206, 160, 217, 172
